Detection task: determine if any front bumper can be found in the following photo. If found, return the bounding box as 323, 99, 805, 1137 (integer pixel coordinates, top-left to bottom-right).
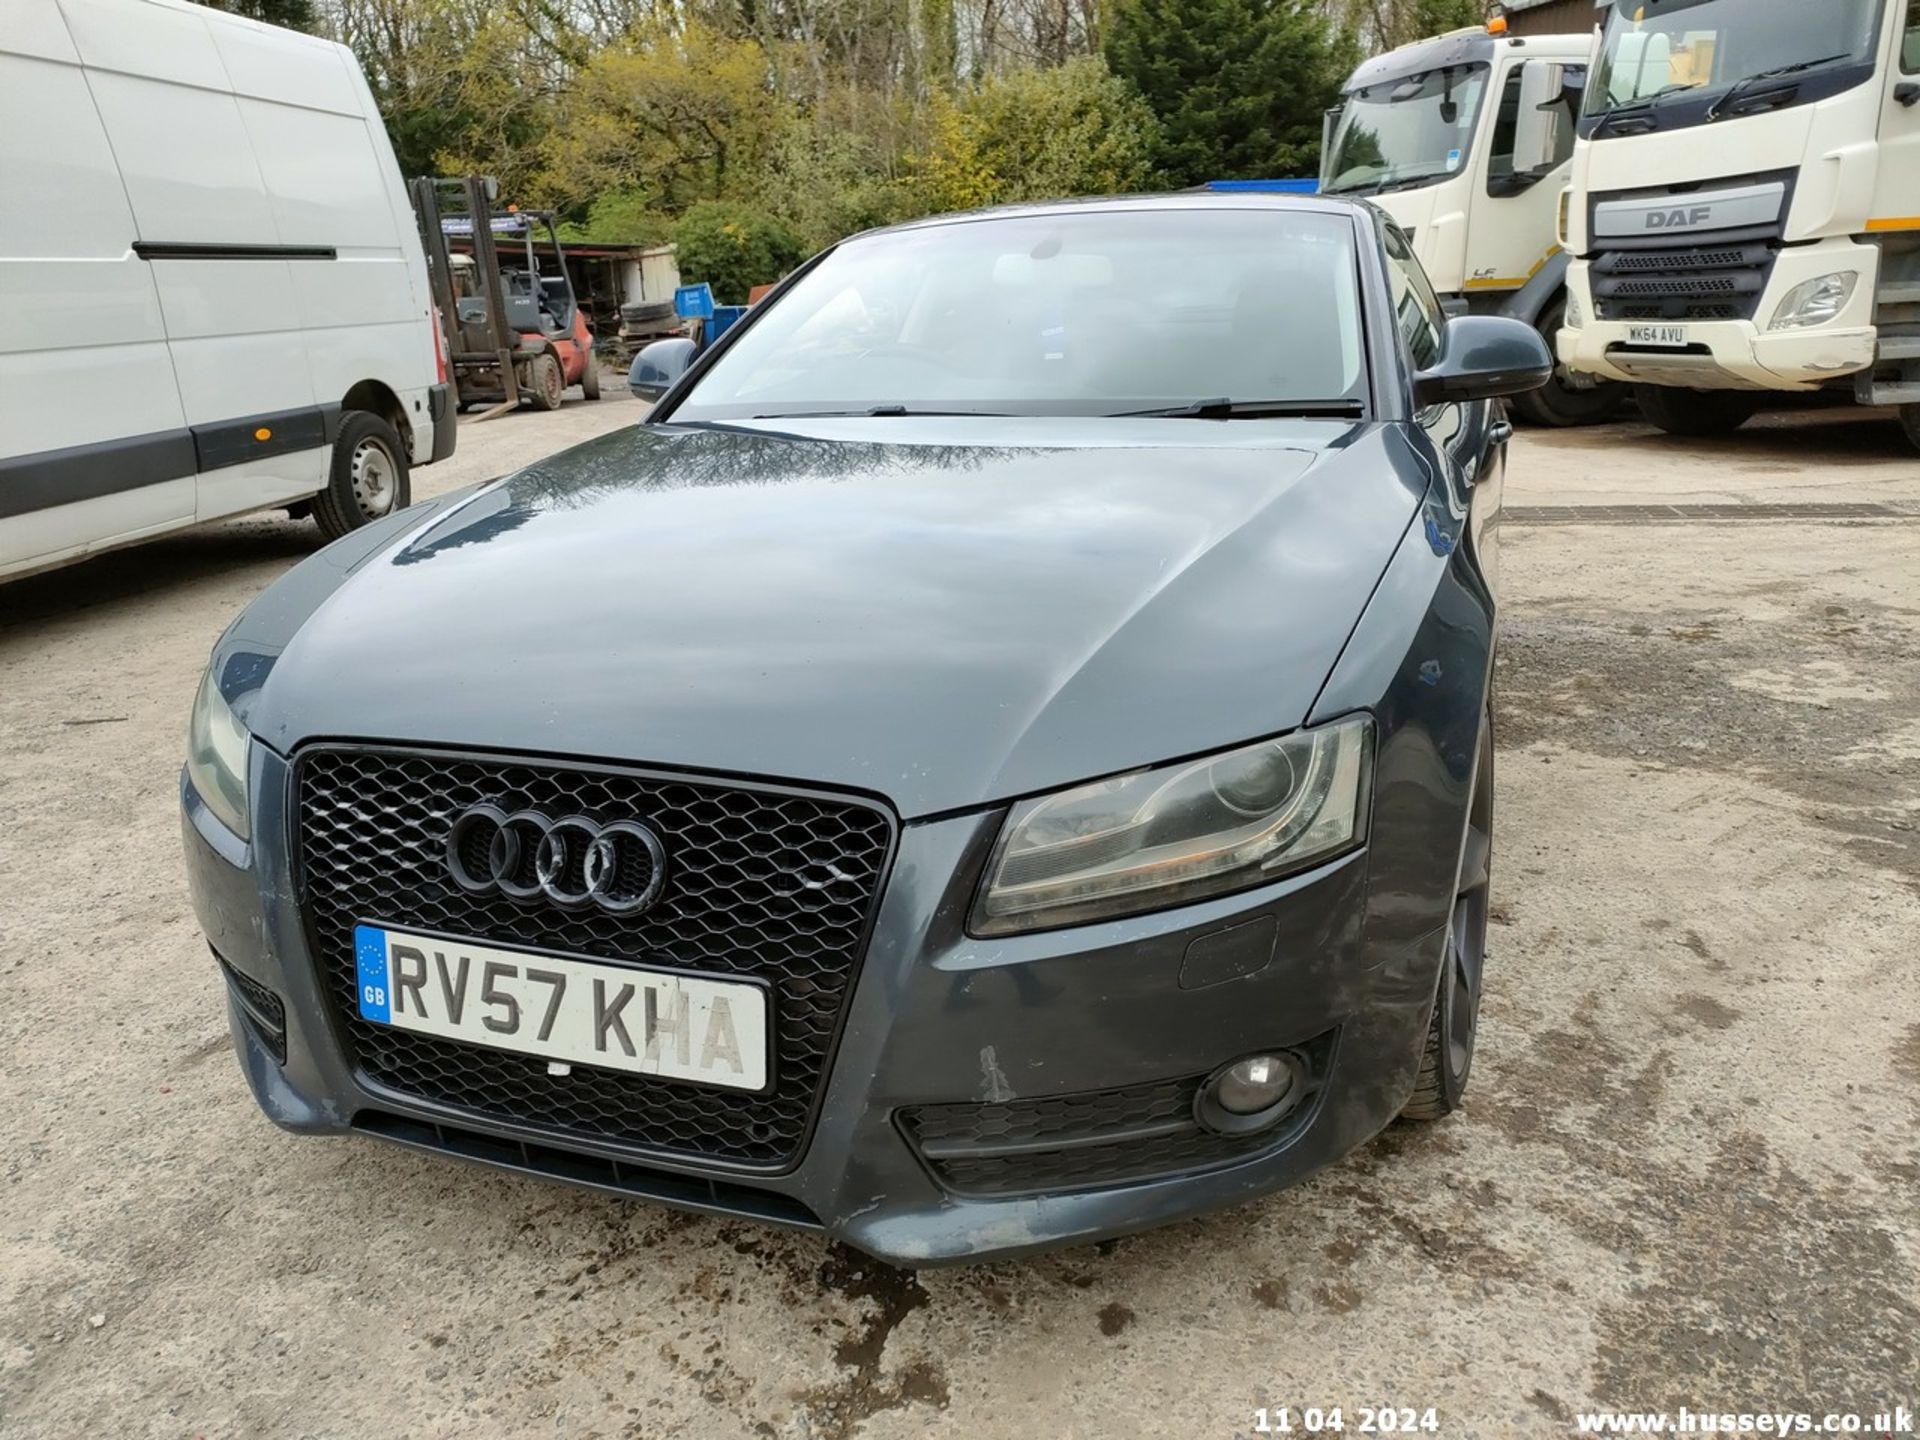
184, 750, 1451, 1266
1559, 243, 1880, 392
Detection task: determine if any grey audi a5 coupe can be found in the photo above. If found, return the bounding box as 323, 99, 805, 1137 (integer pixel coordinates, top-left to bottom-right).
182, 193, 1550, 1265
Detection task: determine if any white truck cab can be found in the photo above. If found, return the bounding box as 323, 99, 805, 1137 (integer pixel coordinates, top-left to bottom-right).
1325, 22, 1620, 425
1557, 0, 1920, 448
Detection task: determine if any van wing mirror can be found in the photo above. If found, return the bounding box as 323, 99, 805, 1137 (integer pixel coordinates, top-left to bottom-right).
627, 337, 698, 403
1412, 315, 1553, 406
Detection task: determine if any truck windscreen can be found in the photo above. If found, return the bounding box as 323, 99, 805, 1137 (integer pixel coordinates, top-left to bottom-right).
1323, 64, 1490, 196
1585, 0, 1882, 132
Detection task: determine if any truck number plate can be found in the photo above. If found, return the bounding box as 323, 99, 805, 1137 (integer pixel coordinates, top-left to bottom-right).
1627, 324, 1689, 348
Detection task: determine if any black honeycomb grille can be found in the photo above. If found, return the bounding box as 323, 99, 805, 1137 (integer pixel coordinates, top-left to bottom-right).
219, 958, 287, 1062
295, 747, 894, 1170
899, 1033, 1336, 1198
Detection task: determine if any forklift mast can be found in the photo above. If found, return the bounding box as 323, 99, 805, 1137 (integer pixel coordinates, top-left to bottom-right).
409, 175, 521, 409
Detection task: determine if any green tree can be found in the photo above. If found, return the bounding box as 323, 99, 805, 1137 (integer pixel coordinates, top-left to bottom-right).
557, 187, 673, 245
1105, 0, 1347, 185
533, 20, 791, 216
671, 201, 808, 303
914, 57, 1160, 213
1334, 0, 1486, 50
203, 0, 316, 29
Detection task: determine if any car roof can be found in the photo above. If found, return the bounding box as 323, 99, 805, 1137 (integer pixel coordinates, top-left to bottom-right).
847, 190, 1375, 243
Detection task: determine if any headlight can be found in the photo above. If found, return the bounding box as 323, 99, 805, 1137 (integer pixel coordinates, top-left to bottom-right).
1770, 271, 1858, 331
970, 717, 1373, 936
187, 666, 251, 840
1564, 287, 1583, 329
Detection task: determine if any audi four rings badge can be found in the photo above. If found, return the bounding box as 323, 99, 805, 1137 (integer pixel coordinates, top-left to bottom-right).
446, 805, 668, 914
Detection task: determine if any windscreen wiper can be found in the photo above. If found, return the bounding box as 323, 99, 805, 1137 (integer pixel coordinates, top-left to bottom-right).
1110, 398, 1365, 420
749, 405, 1015, 418
1708, 54, 1852, 120
1591, 81, 1697, 137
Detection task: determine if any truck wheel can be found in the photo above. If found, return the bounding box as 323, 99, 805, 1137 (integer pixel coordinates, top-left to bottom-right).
1403, 717, 1492, 1121
528, 352, 565, 411
580, 355, 602, 400
313, 411, 410, 542
1901, 404, 1920, 453
1508, 300, 1625, 427
1635, 385, 1761, 437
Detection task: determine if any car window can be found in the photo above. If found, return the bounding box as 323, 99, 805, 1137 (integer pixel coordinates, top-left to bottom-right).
1380, 222, 1444, 371
670, 208, 1368, 420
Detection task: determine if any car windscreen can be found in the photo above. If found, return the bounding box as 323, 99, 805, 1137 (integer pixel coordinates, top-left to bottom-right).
665, 208, 1368, 421
1586, 0, 1882, 118
1322, 64, 1490, 197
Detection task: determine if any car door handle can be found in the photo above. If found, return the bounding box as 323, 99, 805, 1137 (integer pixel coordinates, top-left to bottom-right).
1489, 419, 1514, 446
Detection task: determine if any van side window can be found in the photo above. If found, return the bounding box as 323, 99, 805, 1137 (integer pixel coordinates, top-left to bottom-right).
1381, 224, 1444, 373
1905, 0, 1919, 71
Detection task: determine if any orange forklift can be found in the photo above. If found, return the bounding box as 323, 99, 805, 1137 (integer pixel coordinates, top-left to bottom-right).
409, 175, 600, 417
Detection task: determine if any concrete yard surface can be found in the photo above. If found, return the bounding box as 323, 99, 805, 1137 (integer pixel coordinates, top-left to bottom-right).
1, 388, 1916, 1437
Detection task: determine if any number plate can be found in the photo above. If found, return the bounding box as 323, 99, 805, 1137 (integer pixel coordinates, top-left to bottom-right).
354, 925, 769, 1091
1626, 324, 1689, 348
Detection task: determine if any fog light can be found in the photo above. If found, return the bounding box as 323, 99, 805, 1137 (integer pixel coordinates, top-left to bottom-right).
1197, 1051, 1309, 1135
1770, 271, 1858, 331
1217, 1055, 1294, 1114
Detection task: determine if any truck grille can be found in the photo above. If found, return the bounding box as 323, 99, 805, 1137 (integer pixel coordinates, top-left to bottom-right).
295, 746, 894, 1170
1591, 242, 1776, 323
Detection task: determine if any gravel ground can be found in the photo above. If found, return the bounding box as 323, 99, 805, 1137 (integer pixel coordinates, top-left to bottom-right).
1, 381, 1916, 1438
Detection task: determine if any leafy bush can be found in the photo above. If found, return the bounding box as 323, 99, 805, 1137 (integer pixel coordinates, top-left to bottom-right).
556, 188, 672, 246
913, 57, 1160, 214
670, 202, 808, 305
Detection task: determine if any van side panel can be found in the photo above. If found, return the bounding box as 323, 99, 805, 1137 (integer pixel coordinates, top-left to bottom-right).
217, 17, 441, 465
0, 6, 195, 577
87, 68, 327, 517
237, 95, 432, 462
341, 51, 445, 464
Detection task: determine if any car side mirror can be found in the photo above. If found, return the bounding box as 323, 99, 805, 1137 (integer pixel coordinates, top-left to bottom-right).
627, 337, 698, 402
1413, 315, 1553, 406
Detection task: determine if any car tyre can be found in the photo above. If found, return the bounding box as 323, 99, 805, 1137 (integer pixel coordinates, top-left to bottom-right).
1402, 717, 1492, 1121
1635, 384, 1761, 437
528, 352, 565, 411
1508, 300, 1625, 427
313, 411, 410, 542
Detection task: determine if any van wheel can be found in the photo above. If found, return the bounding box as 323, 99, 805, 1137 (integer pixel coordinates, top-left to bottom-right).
1403, 717, 1492, 1121
1508, 300, 1625, 427
1636, 385, 1761, 437
528, 352, 565, 411
580, 356, 602, 400
313, 412, 410, 542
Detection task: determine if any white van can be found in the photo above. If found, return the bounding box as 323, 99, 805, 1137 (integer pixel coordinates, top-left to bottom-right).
0, 0, 454, 583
